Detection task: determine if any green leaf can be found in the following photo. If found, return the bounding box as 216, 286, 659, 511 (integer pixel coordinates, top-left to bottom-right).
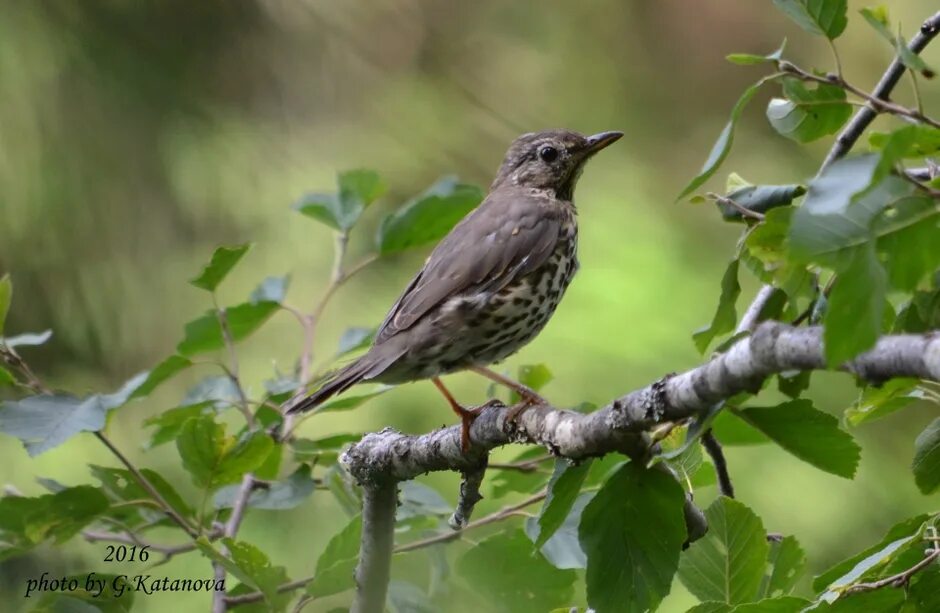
878, 212, 940, 292
525, 492, 590, 569
176, 415, 274, 489
869, 126, 940, 157
315, 387, 391, 414
766, 78, 851, 143
214, 464, 315, 510
458, 529, 576, 612
815, 590, 905, 612
190, 243, 252, 292
859, 6, 892, 42
182, 375, 242, 408
772, 0, 848, 39
339, 169, 387, 209
307, 515, 362, 598
336, 326, 375, 356
518, 363, 553, 392
176, 301, 279, 356
844, 378, 921, 426
823, 244, 886, 366
0, 366, 14, 387
912, 417, 940, 494
397, 481, 451, 521
764, 536, 806, 598
196, 537, 288, 607
679, 497, 770, 604
777, 371, 811, 399
291, 433, 361, 464
693, 259, 740, 353
490, 447, 550, 498
789, 156, 912, 263
143, 403, 208, 448
0, 485, 110, 546
717, 184, 806, 222
735, 597, 810, 613
91, 465, 192, 519
250, 275, 290, 304
896, 32, 936, 79
678, 77, 773, 200
0, 373, 147, 456
726, 41, 787, 66
813, 514, 929, 591
745, 207, 793, 268
711, 410, 771, 446
817, 535, 916, 603
294, 169, 386, 232
0, 274, 11, 336
909, 565, 940, 611
580, 462, 687, 613
1, 329, 52, 348
130, 355, 193, 400
377, 177, 483, 255
532, 459, 592, 548
735, 400, 860, 477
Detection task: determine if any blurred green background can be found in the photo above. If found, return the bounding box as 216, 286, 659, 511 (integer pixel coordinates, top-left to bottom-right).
1, 1, 938, 611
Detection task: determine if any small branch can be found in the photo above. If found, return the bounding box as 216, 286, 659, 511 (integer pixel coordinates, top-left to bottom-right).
842, 548, 940, 596
820, 10, 940, 171
224, 577, 313, 607
709, 193, 766, 222
214, 304, 256, 430
395, 491, 548, 554
449, 461, 488, 529
701, 430, 734, 498
351, 481, 398, 613
94, 432, 198, 539
736, 285, 777, 335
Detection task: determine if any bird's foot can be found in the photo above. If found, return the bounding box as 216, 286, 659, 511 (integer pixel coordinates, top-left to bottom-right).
432, 377, 480, 453
504, 390, 543, 425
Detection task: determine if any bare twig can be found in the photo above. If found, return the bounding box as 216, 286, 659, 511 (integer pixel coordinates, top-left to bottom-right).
701, 430, 734, 498
449, 461, 488, 529
820, 10, 940, 171
214, 303, 256, 429
94, 432, 198, 538
709, 192, 766, 222
842, 548, 940, 596
736, 285, 777, 334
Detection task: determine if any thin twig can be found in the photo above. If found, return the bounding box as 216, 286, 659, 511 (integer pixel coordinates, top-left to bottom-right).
94, 432, 198, 538
395, 491, 548, 554
701, 430, 734, 498
709, 192, 766, 221
842, 549, 940, 595
214, 301, 256, 429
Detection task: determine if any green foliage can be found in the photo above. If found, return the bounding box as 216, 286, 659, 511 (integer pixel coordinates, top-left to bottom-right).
531, 458, 592, 548
772, 0, 848, 39
580, 462, 687, 613
176, 414, 274, 489
377, 176, 483, 255
307, 515, 362, 598
214, 465, 315, 510
190, 243, 253, 292
294, 169, 387, 232
197, 538, 290, 610
679, 497, 771, 604
0, 486, 109, 554
734, 400, 860, 478
458, 529, 576, 612
716, 184, 805, 222
912, 418, 940, 494
693, 259, 740, 353
766, 78, 852, 143
177, 301, 280, 356
0, 274, 10, 336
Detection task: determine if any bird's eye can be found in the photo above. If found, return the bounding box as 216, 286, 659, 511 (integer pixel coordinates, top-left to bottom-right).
538, 146, 558, 163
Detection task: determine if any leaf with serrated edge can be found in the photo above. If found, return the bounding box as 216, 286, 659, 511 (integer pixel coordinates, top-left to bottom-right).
580, 462, 686, 612
772, 0, 847, 39
679, 497, 770, 604
735, 400, 860, 477
533, 459, 592, 548
912, 418, 940, 494
693, 259, 740, 353
678, 77, 775, 200
307, 515, 362, 598
190, 244, 252, 292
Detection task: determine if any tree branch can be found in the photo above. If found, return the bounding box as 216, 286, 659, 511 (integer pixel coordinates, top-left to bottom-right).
820, 10, 940, 171
351, 481, 398, 613
343, 324, 939, 484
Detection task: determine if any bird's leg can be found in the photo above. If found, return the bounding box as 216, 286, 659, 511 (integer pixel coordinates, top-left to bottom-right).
432, 377, 477, 452
468, 365, 548, 423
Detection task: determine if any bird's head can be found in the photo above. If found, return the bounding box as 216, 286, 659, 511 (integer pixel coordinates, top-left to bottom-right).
491, 129, 623, 199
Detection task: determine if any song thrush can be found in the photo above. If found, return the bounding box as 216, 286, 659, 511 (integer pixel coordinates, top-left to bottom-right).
286, 129, 622, 450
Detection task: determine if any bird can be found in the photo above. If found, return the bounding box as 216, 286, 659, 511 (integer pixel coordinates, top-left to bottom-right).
286, 129, 623, 450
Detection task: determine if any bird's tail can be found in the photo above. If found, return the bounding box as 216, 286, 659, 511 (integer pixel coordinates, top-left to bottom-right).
284, 346, 402, 415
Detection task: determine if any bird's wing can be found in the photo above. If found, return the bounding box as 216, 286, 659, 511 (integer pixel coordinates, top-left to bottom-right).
375, 189, 565, 343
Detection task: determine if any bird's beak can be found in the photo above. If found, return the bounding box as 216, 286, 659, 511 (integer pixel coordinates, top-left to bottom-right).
583, 131, 624, 154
